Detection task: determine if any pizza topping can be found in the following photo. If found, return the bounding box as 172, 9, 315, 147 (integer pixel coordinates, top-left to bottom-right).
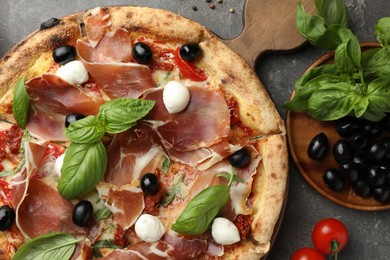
65, 113, 86, 128
229, 148, 251, 168
211, 217, 240, 245
134, 214, 165, 242
54, 152, 65, 177
162, 81, 190, 114
84, 7, 112, 48
55, 60, 89, 85
39, 17, 60, 30
72, 200, 94, 227
174, 48, 207, 82
179, 43, 202, 62
140, 173, 159, 195
12, 78, 30, 129
52, 45, 77, 65
0, 205, 15, 231
133, 42, 153, 64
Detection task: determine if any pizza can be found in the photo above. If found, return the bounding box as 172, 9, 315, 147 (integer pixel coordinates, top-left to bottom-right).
0, 6, 288, 260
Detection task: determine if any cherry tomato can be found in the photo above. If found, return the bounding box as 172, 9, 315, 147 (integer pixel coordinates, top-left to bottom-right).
312, 218, 348, 257
174, 48, 207, 82
291, 248, 325, 260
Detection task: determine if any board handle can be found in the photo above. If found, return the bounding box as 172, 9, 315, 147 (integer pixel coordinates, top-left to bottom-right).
222, 0, 316, 68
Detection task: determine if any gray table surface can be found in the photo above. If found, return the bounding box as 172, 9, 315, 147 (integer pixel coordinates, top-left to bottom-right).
1, 0, 389, 259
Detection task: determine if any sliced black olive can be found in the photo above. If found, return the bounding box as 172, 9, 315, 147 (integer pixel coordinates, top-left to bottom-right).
140, 173, 159, 194
307, 133, 328, 160
72, 200, 93, 227
179, 43, 202, 61
336, 117, 360, 137
323, 168, 344, 191
339, 159, 360, 183
229, 148, 251, 168
0, 205, 15, 231
366, 141, 386, 163
365, 165, 386, 188
53, 45, 77, 65
333, 139, 353, 163
132, 42, 153, 64
373, 186, 390, 203
65, 113, 86, 128
349, 132, 368, 150
40, 17, 60, 30
352, 179, 371, 197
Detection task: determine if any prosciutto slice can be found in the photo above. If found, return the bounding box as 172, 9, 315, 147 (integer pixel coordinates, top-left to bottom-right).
84, 7, 111, 48
26, 74, 105, 141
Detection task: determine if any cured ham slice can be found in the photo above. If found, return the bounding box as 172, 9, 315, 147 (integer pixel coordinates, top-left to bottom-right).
84, 7, 112, 48
97, 183, 145, 230
144, 86, 230, 151
26, 74, 105, 141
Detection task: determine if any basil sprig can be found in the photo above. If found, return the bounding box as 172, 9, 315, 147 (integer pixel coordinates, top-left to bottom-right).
171, 169, 236, 235
285, 1, 390, 122
12, 232, 83, 260
12, 77, 30, 129
59, 98, 155, 199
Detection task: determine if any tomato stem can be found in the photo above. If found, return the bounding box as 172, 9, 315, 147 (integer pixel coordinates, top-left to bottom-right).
330, 240, 339, 260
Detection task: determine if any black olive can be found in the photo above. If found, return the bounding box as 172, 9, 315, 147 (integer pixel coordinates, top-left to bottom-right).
336, 117, 360, 137
362, 120, 382, 138
381, 137, 390, 162
65, 113, 86, 128
352, 155, 367, 172
333, 139, 353, 163
179, 43, 202, 61
352, 179, 371, 197
132, 42, 153, 64
72, 200, 93, 227
229, 148, 251, 168
140, 173, 159, 194
53, 45, 77, 65
366, 141, 386, 163
349, 132, 368, 150
339, 159, 360, 183
373, 186, 390, 203
0, 205, 15, 231
307, 133, 328, 160
365, 165, 386, 188
323, 168, 344, 191
40, 17, 60, 30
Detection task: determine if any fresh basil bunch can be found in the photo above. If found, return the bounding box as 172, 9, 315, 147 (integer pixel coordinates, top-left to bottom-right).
285, 1, 390, 122
59, 98, 155, 199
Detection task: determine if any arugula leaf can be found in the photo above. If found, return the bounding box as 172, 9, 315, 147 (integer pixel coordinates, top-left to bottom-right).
315, 0, 349, 27
12, 232, 83, 260
98, 98, 155, 134
334, 36, 361, 73
162, 157, 171, 174
92, 239, 122, 258
95, 207, 112, 222
65, 116, 105, 143
58, 141, 107, 199
12, 77, 30, 129
375, 17, 390, 47
160, 175, 184, 207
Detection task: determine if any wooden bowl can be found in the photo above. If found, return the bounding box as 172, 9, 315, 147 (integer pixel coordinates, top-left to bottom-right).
286, 42, 390, 211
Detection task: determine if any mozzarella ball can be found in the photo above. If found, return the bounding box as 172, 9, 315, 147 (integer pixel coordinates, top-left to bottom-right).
162, 81, 190, 114
56, 60, 89, 85
135, 214, 165, 242
211, 217, 241, 245
54, 153, 66, 177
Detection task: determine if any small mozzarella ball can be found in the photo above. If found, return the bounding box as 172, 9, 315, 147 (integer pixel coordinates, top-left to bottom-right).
56, 60, 89, 85
211, 217, 241, 245
162, 81, 190, 114
54, 153, 66, 177
135, 214, 165, 242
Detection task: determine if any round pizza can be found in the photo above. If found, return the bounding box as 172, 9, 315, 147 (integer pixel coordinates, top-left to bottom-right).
0, 6, 288, 260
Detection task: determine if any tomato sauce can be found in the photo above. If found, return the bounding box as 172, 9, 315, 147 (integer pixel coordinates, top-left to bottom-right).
0, 179, 12, 204
114, 225, 128, 248
226, 97, 253, 135
144, 187, 165, 216
234, 215, 251, 240
0, 124, 23, 164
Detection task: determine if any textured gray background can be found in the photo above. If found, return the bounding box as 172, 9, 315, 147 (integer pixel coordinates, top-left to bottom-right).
1, 0, 389, 259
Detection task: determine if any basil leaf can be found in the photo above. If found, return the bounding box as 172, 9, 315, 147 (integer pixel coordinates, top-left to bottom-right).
65, 116, 105, 143
295, 64, 338, 91
362, 46, 390, 78
353, 95, 369, 118
295, 2, 327, 47
375, 17, 390, 47
361, 107, 386, 122
319, 25, 355, 50
12, 232, 83, 260
334, 36, 361, 74
315, 0, 349, 27
98, 98, 155, 134
12, 77, 30, 129
160, 176, 184, 207
366, 75, 390, 113
162, 157, 171, 174
92, 239, 122, 258
307, 81, 356, 120
58, 141, 107, 199
95, 207, 112, 222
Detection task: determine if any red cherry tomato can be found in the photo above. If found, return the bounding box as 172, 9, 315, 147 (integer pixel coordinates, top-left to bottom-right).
291, 247, 325, 260
312, 218, 348, 256
174, 48, 207, 81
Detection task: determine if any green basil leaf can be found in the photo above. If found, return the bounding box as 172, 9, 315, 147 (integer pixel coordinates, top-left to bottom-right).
217, 172, 244, 183
315, 0, 349, 27
353, 95, 369, 118
295, 2, 327, 47
162, 157, 171, 174
334, 36, 361, 74
375, 17, 390, 47
366, 75, 390, 113
319, 25, 355, 50
95, 207, 112, 222
362, 46, 390, 78
12, 77, 30, 129
98, 98, 155, 134
307, 81, 356, 120
171, 185, 230, 235
12, 232, 83, 260
361, 107, 386, 122
65, 116, 105, 143
58, 141, 107, 199
295, 64, 338, 91
160, 176, 184, 207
